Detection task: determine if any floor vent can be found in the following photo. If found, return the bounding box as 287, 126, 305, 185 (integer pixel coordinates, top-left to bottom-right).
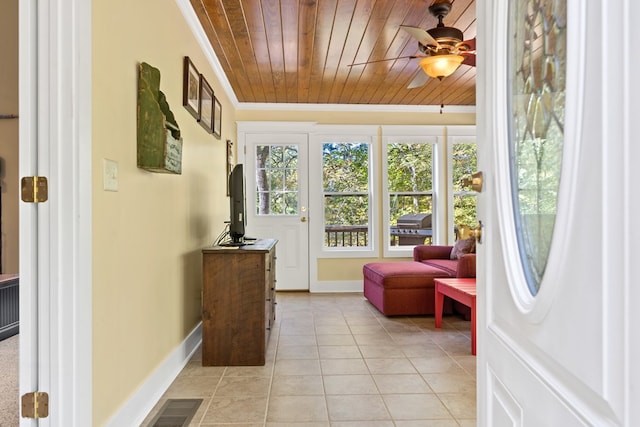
149, 399, 202, 427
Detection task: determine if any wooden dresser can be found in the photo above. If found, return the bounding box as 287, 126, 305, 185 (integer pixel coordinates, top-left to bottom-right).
201, 239, 276, 366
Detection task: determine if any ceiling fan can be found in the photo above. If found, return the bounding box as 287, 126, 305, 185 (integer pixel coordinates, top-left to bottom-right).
351, 0, 476, 89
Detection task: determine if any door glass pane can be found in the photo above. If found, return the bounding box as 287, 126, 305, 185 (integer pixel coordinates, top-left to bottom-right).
322, 142, 370, 248
508, 0, 566, 295
255, 145, 299, 215
387, 143, 433, 246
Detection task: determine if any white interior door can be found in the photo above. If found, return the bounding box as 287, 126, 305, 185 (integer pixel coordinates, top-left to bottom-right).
241, 130, 310, 291
477, 0, 638, 425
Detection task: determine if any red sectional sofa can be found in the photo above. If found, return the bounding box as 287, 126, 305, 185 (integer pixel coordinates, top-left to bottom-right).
363, 245, 476, 316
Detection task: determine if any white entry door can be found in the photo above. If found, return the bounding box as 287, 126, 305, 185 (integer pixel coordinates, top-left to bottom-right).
240, 128, 310, 291
477, 0, 639, 426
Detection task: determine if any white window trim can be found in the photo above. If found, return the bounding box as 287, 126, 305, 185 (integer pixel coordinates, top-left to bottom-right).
309, 125, 379, 259
381, 125, 443, 258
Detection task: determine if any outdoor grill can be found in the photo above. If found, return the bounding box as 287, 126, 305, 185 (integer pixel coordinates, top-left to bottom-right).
390, 213, 433, 246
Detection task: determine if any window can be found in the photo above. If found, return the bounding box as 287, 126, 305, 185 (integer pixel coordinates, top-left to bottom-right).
382, 126, 441, 257
387, 142, 434, 246
322, 141, 371, 248
451, 140, 478, 236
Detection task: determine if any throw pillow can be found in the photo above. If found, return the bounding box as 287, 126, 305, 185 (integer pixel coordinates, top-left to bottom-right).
450, 237, 476, 260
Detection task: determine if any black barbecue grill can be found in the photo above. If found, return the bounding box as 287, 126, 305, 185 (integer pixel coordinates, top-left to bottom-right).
390, 213, 433, 246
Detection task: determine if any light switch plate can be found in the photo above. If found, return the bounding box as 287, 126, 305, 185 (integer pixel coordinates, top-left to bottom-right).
103, 159, 118, 192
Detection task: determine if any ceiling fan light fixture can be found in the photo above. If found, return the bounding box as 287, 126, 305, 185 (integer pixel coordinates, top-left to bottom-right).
419, 54, 464, 79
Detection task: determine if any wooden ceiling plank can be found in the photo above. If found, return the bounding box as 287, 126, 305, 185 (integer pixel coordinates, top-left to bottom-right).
327, 0, 376, 102
306, 0, 338, 103
241, 0, 277, 103
225, 0, 269, 103
358, 0, 436, 104
297, 0, 318, 103
281, 0, 300, 103
200, 0, 257, 102
340, 0, 401, 103
317, 0, 358, 103
261, 0, 288, 103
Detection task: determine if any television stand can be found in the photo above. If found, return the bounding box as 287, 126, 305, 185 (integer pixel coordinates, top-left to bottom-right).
201, 238, 277, 366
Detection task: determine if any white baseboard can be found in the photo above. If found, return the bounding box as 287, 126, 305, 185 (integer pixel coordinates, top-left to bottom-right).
309, 280, 363, 293
105, 322, 202, 427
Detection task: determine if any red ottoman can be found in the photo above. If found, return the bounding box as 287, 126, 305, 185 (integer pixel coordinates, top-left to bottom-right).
363, 261, 453, 316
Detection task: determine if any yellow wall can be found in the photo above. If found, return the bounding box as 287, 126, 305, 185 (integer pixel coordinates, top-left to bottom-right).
92, 0, 235, 423
0, 0, 19, 274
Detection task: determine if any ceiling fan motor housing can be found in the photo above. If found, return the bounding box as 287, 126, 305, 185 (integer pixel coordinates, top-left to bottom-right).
427, 26, 464, 50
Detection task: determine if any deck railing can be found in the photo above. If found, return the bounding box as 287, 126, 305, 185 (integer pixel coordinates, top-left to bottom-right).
324, 225, 369, 247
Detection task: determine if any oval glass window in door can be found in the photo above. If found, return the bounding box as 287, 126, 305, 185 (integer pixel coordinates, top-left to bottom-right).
508, 0, 567, 295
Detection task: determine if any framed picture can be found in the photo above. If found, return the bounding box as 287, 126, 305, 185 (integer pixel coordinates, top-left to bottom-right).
213, 96, 222, 139
198, 74, 214, 133
182, 56, 200, 120
226, 139, 234, 195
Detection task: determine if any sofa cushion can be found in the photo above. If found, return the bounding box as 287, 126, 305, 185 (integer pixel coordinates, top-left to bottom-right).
420, 259, 459, 276
363, 262, 451, 289
450, 237, 476, 260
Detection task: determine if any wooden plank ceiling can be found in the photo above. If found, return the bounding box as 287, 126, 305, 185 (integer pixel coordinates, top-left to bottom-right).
190, 0, 476, 106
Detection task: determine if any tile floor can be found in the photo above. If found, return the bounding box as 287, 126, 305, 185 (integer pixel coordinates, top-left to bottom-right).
142, 292, 476, 427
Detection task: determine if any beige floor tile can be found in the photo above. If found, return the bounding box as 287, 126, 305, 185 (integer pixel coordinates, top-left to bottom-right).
315, 324, 352, 335
409, 357, 464, 374
267, 395, 329, 422
181, 361, 227, 377
323, 374, 378, 395
331, 422, 394, 427
316, 334, 357, 346
382, 394, 452, 420
437, 392, 476, 419
398, 344, 445, 358
372, 374, 431, 394
277, 344, 320, 360
326, 395, 391, 421
365, 358, 418, 375
278, 334, 318, 346
320, 359, 370, 375
224, 363, 275, 377
352, 334, 395, 346
358, 345, 405, 359
200, 396, 268, 423
266, 422, 329, 427
270, 375, 325, 396
318, 345, 362, 359
393, 420, 460, 427
422, 372, 476, 394
163, 375, 221, 398
215, 376, 271, 396
275, 359, 322, 376
348, 324, 386, 335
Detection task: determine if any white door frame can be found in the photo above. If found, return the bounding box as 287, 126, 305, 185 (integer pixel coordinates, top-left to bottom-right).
19, 0, 92, 424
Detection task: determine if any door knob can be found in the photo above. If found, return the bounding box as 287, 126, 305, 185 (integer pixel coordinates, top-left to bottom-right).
301, 217, 307, 222
462, 171, 483, 192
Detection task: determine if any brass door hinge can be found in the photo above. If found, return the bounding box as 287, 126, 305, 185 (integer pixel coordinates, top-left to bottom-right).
21, 391, 49, 419
21, 176, 48, 203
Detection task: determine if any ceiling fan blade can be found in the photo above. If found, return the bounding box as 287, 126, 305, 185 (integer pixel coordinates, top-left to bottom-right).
461, 53, 476, 67
347, 55, 421, 67
400, 25, 439, 48
407, 70, 430, 89
459, 37, 476, 52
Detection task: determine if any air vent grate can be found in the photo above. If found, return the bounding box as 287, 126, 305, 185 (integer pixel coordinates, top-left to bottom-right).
149, 399, 202, 427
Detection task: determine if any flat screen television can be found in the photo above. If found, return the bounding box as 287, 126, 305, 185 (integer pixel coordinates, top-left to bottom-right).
228, 163, 246, 246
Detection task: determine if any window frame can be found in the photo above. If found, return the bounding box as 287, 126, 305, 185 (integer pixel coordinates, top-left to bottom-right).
310, 126, 379, 258
381, 126, 442, 258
